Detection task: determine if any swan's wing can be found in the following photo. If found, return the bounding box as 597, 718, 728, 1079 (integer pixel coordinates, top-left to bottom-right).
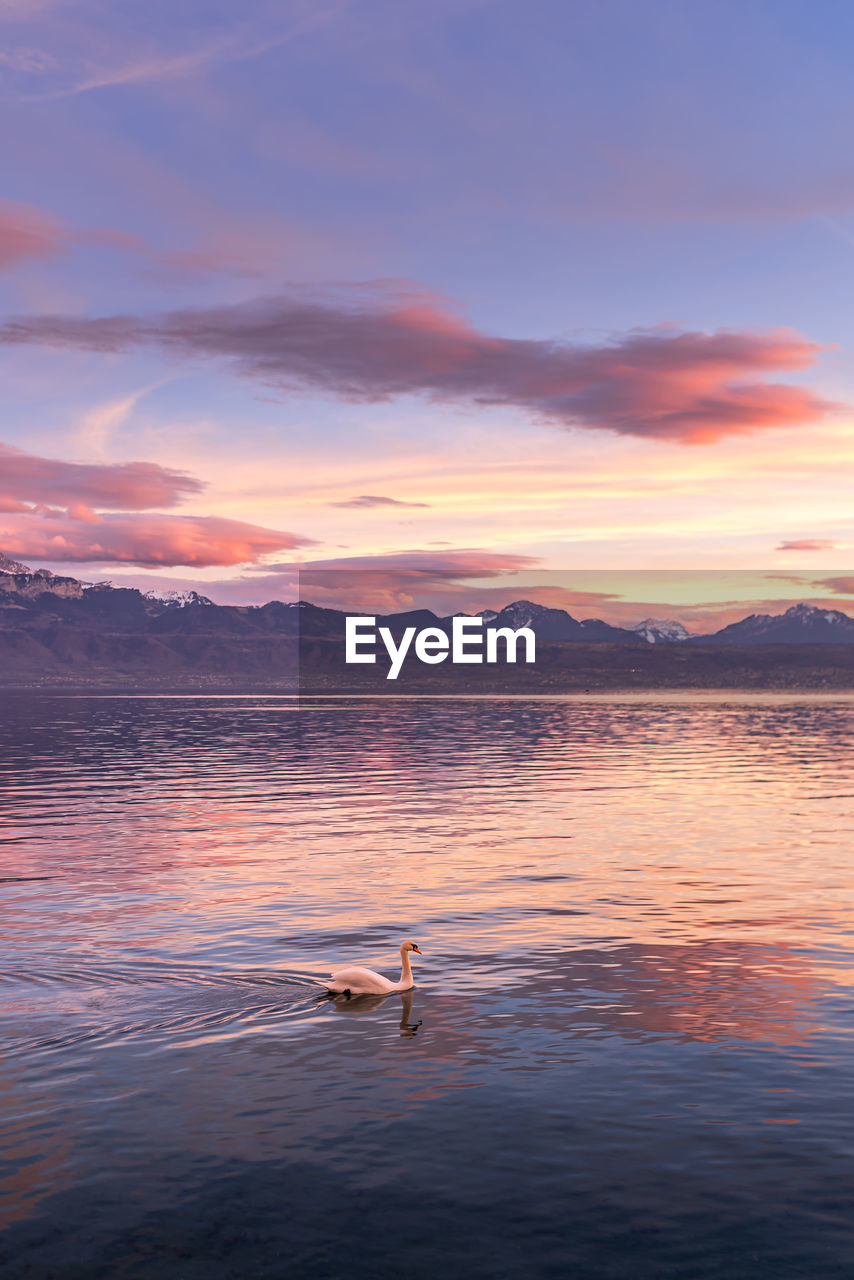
328, 965, 380, 984
324, 965, 392, 993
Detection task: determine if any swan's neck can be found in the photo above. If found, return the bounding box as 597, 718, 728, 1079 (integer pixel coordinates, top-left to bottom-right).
398, 948, 413, 989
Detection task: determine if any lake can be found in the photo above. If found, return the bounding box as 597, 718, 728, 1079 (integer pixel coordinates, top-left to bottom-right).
2, 693, 854, 1278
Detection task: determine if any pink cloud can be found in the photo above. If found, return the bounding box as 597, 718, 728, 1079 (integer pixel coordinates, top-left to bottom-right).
0, 201, 146, 270
0, 199, 282, 281
0, 512, 314, 569
775, 539, 837, 552
811, 577, 854, 596
0, 442, 204, 510
0, 200, 68, 268
0, 441, 315, 571
0, 287, 837, 442
0, 496, 37, 514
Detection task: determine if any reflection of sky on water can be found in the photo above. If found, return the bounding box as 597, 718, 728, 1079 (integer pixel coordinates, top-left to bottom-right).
1, 695, 854, 1276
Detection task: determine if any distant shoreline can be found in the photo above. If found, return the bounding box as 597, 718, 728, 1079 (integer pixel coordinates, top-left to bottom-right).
5, 657, 854, 697
5, 688, 854, 707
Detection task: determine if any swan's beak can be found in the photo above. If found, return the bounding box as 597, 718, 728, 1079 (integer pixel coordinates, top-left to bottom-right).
412, 945, 422, 954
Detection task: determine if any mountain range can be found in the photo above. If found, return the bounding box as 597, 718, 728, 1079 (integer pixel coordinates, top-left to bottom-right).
2, 557, 854, 689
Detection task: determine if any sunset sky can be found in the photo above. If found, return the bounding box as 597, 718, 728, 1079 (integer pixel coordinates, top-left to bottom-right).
2, 0, 854, 623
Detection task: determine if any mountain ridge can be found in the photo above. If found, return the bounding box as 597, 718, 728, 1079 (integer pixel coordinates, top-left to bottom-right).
3, 555, 854, 689
2, 555, 854, 641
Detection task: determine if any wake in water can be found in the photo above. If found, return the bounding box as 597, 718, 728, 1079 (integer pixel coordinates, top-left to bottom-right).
0, 960, 341, 1059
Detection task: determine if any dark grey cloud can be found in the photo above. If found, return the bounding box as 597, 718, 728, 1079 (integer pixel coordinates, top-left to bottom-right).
330, 494, 430, 508
0, 287, 837, 443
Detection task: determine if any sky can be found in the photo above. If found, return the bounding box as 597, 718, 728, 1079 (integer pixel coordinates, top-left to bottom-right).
2, 0, 854, 625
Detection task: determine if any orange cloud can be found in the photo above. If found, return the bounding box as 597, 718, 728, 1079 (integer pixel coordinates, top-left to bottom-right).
0, 513, 313, 568
776, 539, 837, 551
0, 285, 837, 443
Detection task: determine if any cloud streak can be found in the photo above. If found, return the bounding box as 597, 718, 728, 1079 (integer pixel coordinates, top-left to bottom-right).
330, 494, 429, 508
243, 548, 540, 612
24, 3, 347, 100
0, 288, 836, 443
292, 549, 538, 581
0, 199, 291, 281
0, 199, 155, 270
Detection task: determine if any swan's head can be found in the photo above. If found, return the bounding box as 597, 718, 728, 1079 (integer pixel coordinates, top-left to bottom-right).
402, 941, 422, 956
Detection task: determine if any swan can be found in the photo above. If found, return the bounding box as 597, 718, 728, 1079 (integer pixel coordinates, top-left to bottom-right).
321, 941, 422, 997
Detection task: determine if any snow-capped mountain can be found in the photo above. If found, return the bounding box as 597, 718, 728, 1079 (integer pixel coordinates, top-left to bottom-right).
479, 600, 641, 644
480, 600, 551, 630
700, 603, 854, 644
0, 552, 33, 575
143, 589, 215, 608
630, 618, 690, 644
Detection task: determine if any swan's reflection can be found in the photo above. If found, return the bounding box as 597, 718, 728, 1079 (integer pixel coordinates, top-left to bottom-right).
327, 988, 422, 1036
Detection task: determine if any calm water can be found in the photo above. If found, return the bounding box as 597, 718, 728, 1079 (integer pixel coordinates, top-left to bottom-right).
2, 694, 854, 1279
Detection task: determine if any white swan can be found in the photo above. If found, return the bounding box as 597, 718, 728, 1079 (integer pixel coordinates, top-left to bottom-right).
321, 941, 422, 997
